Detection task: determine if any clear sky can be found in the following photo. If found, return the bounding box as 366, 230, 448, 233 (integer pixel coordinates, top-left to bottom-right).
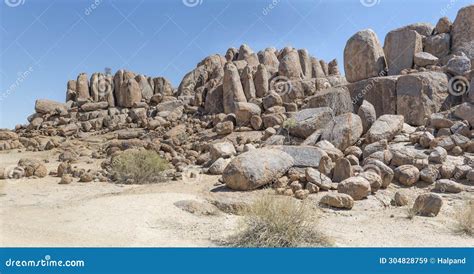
0, 0, 470, 129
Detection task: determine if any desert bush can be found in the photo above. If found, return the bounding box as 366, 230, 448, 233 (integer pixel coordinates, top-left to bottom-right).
454, 201, 473, 236
110, 149, 169, 184
227, 194, 331, 247
406, 206, 417, 220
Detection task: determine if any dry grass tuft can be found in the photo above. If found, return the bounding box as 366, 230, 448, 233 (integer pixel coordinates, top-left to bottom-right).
454, 201, 473, 236
227, 194, 332, 247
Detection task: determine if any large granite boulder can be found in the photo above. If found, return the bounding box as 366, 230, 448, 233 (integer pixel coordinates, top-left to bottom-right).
35, 99, 67, 114
278, 48, 302, 79
423, 33, 451, 59
223, 62, 247, 114
396, 71, 448, 126
76, 73, 90, 100
307, 87, 353, 116
321, 113, 363, 151
365, 115, 404, 143
254, 64, 269, 98
338, 176, 371, 200
289, 107, 333, 139
204, 85, 224, 114
347, 76, 399, 116
384, 29, 422, 75
271, 145, 328, 168
119, 78, 142, 108
223, 148, 294, 190
235, 102, 261, 126
344, 29, 386, 83
451, 4, 474, 61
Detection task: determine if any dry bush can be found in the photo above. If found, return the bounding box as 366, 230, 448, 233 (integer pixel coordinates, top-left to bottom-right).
406, 206, 417, 220
454, 201, 473, 236
227, 194, 332, 247
110, 149, 169, 184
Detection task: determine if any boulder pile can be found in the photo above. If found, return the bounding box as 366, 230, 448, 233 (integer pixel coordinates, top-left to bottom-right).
2, 4, 474, 217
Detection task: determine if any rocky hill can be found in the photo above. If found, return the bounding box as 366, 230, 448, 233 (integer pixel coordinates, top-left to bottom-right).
1, 4, 473, 216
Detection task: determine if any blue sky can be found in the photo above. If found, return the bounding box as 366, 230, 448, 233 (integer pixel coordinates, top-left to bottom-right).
0, 0, 470, 129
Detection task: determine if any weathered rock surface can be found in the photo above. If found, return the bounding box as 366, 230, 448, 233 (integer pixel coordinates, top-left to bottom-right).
321, 113, 363, 151
365, 115, 404, 143
289, 107, 333, 139
223, 149, 294, 190
320, 193, 354, 209
344, 29, 386, 83
396, 71, 448, 126
384, 29, 422, 75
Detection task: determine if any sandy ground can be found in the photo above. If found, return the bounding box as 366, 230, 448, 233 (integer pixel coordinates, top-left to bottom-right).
1, 149, 473, 247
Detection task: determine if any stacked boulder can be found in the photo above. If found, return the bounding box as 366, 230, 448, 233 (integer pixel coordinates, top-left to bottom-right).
2, 4, 472, 216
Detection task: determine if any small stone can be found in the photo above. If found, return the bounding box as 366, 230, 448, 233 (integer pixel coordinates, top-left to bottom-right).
338, 176, 371, 200
320, 193, 354, 209
290, 181, 304, 192
412, 193, 443, 217
306, 168, 333, 191
451, 146, 463, 156
294, 189, 309, 200
345, 155, 359, 166
333, 158, 353, 183
428, 147, 447, 164
394, 165, 420, 186
305, 182, 320, 193
434, 179, 464, 193
358, 171, 382, 193
419, 166, 439, 184
344, 146, 363, 159
59, 174, 73, 184
394, 191, 409, 206
440, 164, 456, 179
79, 172, 93, 183
214, 121, 234, 135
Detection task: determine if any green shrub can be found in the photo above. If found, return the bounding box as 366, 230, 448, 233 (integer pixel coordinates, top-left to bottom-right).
227, 194, 331, 247
110, 149, 169, 184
